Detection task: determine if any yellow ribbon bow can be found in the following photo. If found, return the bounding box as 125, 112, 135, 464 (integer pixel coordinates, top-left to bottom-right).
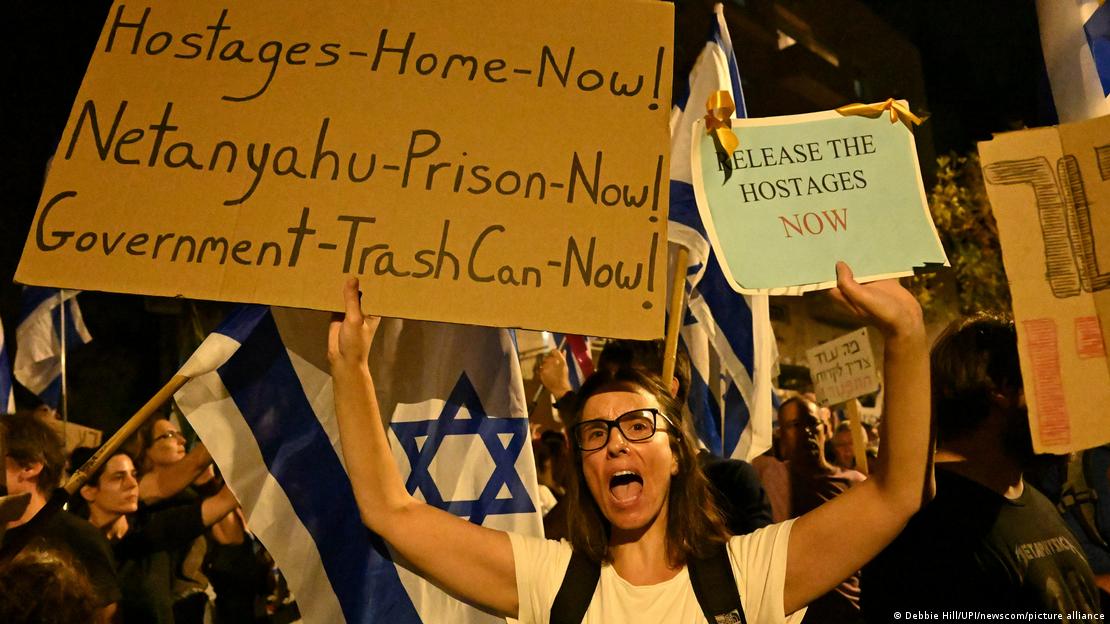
835, 98, 928, 130
704, 90, 739, 153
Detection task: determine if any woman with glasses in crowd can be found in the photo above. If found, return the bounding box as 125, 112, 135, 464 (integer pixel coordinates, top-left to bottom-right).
329, 262, 932, 623
136, 419, 228, 623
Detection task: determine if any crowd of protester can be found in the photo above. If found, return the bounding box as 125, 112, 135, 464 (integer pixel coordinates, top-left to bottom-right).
530, 311, 1108, 621
2, 274, 1108, 622
1, 409, 303, 624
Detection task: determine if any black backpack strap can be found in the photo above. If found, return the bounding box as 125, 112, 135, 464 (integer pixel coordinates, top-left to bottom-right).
550, 549, 601, 624
689, 541, 746, 624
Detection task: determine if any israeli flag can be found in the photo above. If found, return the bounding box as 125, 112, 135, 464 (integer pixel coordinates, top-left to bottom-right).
174, 306, 542, 624
13, 287, 92, 408
1037, 0, 1110, 122
669, 4, 776, 461
1, 317, 14, 413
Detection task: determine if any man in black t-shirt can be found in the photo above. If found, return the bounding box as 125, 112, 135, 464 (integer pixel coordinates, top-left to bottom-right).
861, 315, 1101, 620
3, 412, 121, 620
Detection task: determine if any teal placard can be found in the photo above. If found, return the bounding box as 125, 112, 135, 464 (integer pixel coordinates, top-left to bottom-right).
693, 108, 948, 293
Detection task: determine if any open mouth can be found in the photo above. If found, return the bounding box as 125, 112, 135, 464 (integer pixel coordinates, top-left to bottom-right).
608, 470, 644, 503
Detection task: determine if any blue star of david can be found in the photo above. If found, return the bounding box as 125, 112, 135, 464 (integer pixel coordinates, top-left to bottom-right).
390, 372, 535, 525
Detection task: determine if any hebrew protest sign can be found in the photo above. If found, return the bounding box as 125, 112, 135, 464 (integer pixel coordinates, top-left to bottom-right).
979, 116, 1110, 454
15, 0, 672, 339
805, 327, 879, 407
691, 104, 948, 294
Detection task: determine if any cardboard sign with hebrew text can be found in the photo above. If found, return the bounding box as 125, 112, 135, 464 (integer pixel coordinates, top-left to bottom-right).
806, 327, 879, 407
979, 116, 1110, 454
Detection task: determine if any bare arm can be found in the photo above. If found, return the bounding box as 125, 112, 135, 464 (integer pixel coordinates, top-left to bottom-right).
209, 507, 246, 545
329, 278, 518, 618
784, 263, 933, 614
138, 444, 213, 504
199, 485, 240, 527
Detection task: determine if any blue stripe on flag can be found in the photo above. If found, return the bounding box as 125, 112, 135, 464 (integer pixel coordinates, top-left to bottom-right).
213, 305, 270, 344
50, 302, 86, 349
18, 287, 58, 322
673, 7, 746, 112
699, 255, 756, 372
686, 364, 724, 455
719, 18, 746, 117
721, 382, 750, 456
218, 311, 421, 624
669, 181, 708, 238
39, 376, 62, 409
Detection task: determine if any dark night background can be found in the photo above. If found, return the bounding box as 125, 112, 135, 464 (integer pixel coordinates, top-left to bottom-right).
1, 1, 1056, 434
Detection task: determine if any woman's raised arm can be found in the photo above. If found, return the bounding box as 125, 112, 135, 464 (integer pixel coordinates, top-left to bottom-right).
137, 444, 212, 504
783, 263, 933, 615
330, 277, 519, 618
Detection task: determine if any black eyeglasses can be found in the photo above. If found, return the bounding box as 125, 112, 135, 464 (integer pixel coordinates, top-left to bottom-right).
571, 408, 680, 451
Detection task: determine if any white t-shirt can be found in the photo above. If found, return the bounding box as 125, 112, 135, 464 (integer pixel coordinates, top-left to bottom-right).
509, 519, 807, 624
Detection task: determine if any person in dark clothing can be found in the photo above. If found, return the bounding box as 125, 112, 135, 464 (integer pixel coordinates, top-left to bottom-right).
137, 418, 224, 624
3, 412, 121, 621
76, 450, 239, 624
699, 449, 774, 535
861, 314, 1102, 620
3, 505, 122, 609
203, 524, 272, 624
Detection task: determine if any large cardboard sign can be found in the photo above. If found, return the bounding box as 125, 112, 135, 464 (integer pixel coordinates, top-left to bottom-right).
16, 0, 672, 339
692, 106, 948, 294
805, 327, 880, 407
979, 116, 1110, 454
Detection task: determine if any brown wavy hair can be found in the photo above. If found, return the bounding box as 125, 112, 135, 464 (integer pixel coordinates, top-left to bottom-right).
3, 411, 66, 495
565, 367, 730, 567
0, 547, 97, 624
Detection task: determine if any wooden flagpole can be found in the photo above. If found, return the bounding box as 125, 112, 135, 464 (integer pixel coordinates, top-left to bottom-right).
57, 290, 68, 433
845, 399, 870, 476
64, 374, 190, 495
661, 247, 689, 388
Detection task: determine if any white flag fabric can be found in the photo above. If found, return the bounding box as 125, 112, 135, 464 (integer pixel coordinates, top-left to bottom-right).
1037, 0, 1110, 122
668, 4, 777, 461
13, 287, 92, 408
175, 305, 542, 624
